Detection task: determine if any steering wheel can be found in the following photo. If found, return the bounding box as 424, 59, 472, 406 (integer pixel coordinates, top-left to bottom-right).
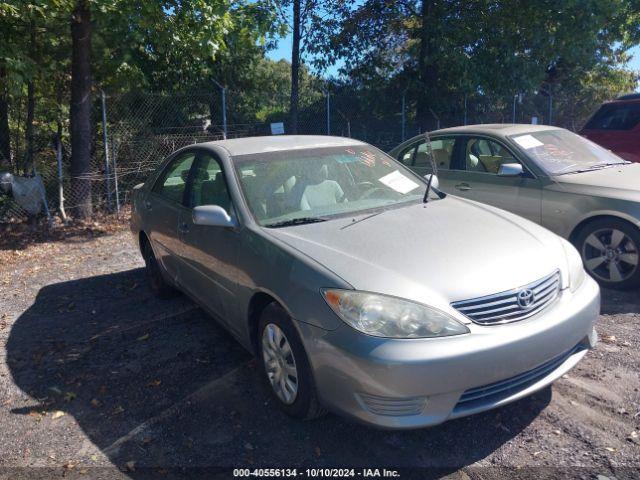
359, 186, 396, 200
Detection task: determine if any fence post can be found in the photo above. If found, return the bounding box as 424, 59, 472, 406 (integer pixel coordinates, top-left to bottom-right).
54, 134, 67, 221
221, 87, 227, 139
326, 91, 331, 135
401, 90, 406, 141
463, 93, 468, 126
212, 79, 227, 139
113, 138, 120, 213
100, 90, 112, 210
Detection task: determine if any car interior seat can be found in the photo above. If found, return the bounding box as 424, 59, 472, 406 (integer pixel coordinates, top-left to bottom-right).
200, 172, 231, 211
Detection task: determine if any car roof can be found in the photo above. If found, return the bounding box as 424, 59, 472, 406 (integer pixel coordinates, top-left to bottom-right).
616, 93, 640, 101
430, 123, 561, 137
200, 135, 367, 157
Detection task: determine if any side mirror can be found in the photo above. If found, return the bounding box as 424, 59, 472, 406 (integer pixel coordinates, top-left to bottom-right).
497, 163, 524, 177
192, 205, 237, 228
424, 174, 439, 190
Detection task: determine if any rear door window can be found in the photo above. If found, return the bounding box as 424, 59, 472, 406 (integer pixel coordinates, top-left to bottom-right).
584, 103, 640, 131
153, 153, 196, 204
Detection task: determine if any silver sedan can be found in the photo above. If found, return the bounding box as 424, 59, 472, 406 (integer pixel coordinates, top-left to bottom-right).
130, 135, 599, 429
390, 125, 640, 289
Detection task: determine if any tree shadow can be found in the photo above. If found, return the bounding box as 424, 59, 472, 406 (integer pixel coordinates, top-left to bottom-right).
600, 287, 640, 315
0, 211, 129, 251
7, 269, 550, 476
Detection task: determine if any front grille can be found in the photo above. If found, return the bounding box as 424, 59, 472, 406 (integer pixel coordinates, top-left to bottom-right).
357, 393, 426, 417
454, 345, 584, 412
451, 270, 560, 325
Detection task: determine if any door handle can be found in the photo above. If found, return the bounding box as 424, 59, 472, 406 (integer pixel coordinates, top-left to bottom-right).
178, 221, 189, 234
455, 183, 472, 191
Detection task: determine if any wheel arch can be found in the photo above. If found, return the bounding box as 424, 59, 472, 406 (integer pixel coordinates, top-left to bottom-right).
247, 291, 280, 355
569, 213, 640, 246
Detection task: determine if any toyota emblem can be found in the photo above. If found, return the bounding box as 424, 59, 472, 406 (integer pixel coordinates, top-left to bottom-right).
516, 289, 535, 309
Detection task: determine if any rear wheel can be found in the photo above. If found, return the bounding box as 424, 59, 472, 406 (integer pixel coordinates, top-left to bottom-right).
575, 218, 640, 290
141, 237, 178, 298
257, 303, 326, 420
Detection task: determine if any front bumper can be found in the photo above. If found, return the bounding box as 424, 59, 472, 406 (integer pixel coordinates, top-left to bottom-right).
298, 275, 600, 429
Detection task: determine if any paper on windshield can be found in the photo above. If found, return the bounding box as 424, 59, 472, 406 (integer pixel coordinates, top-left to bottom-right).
513, 134, 544, 149
378, 170, 420, 194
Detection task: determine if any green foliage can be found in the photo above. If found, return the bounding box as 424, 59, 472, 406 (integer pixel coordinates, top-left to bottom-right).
308, 0, 640, 128
0, 0, 639, 175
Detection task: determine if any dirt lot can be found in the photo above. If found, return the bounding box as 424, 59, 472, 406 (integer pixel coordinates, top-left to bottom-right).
1, 225, 639, 479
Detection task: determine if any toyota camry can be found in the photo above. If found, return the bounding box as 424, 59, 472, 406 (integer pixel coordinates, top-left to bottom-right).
130, 135, 599, 429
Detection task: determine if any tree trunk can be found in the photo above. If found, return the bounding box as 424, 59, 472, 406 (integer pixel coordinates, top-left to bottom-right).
0, 64, 10, 168
289, 0, 301, 135
70, 0, 92, 218
23, 22, 36, 174
416, 0, 438, 130
24, 80, 35, 174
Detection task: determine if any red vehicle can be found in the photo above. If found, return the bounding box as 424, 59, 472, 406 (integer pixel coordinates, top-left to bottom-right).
580, 93, 640, 163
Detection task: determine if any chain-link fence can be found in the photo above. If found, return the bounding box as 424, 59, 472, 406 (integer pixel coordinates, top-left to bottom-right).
0, 86, 595, 223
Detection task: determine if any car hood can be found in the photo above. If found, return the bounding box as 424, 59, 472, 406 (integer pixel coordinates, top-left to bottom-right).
265, 197, 569, 316
552, 163, 640, 201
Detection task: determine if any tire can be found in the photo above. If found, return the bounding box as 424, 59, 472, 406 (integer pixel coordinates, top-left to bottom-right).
257, 303, 326, 420
141, 237, 179, 298
574, 218, 640, 290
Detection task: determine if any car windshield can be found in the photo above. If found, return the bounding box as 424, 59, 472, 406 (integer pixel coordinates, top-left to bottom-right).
508, 129, 629, 175
233, 145, 428, 227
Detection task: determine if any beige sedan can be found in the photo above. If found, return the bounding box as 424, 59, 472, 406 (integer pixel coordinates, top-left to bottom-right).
390, 124, 640, 290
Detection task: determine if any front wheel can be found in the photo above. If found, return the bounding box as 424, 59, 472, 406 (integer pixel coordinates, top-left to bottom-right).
575, 218, 640, 290
258, 303, 326, 420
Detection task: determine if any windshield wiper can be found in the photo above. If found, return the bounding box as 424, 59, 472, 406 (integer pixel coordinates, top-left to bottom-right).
563, 162, 631, 175
264, 217, 328, 228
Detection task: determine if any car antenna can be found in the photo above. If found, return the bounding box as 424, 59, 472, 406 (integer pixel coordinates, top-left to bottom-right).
422, 129, 438, 204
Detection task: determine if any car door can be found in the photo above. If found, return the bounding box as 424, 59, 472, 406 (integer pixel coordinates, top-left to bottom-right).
177, 151, 241, 332
395, 137, 458, 192
145, 151, 196, 284
453, 136, 543, 223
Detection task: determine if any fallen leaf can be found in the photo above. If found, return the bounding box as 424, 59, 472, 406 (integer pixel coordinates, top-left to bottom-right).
147, 380, 161, 387
51, 411, 65, 420
90, 398, 100, 407
111, 406, 125, 416
605, 447, 617, 452
125, 460, 136, 472
64, 391, 76, 402
315, 446, 321, 457
137, 333, 149, 341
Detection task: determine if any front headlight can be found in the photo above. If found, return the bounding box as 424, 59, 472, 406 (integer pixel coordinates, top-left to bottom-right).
561, 239, 586, 293
322, 289, 469, 338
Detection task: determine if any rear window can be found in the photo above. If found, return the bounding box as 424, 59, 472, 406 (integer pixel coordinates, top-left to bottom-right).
584, 102, 640, 131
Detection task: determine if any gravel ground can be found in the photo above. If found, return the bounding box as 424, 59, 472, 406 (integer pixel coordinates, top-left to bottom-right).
0, 229, 639, 479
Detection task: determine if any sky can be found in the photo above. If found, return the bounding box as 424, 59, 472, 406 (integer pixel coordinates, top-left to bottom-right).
267, 39, 640, 90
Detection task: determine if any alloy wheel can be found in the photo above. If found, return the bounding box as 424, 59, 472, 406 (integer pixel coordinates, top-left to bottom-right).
262, 323, 299, 405
581, 228, 639, 283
